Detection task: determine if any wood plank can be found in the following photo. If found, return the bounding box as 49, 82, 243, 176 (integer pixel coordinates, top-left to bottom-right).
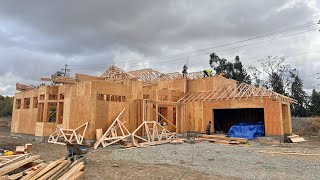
202, 134, 248, 143
0, 154, 28, 168
75, 73, 104, 81
260, 151, 320, 156
21, 163, 47, 180
67, 171, 84, 180
38, 160, 71, 180
289, 137, 306, 143
57, 162, 84, 180
29, 157, 64, 180
0, 155, 40, 176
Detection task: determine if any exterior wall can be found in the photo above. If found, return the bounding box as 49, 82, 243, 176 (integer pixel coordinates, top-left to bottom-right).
11, 89, 39, 135
184, 98, 292, 136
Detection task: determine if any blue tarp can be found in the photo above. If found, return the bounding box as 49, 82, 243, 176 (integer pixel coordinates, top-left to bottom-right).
227, 122, 265, 140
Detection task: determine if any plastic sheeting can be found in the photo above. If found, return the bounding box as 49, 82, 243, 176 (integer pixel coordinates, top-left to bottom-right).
227, 122, 265, 140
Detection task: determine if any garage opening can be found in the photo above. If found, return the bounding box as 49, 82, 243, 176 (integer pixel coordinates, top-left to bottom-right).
213, 108, 264, 133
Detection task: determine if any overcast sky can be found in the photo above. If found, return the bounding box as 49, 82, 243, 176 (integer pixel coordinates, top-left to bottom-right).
0, 0, 320, 96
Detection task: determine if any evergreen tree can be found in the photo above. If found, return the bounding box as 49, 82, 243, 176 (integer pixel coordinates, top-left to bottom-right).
309, 89, 320, 116
209, 53, 251, 84
270, 72, 285, 94
232, 56, 251, 84
289, 70, 308, 117
0, 95, 13, 117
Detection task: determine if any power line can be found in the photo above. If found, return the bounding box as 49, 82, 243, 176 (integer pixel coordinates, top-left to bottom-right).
70, 27, 319, 71
70, 20, 319, 67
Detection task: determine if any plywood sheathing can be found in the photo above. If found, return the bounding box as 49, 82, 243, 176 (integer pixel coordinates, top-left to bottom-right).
184, 98, 291, 136
11, 88, 39, 135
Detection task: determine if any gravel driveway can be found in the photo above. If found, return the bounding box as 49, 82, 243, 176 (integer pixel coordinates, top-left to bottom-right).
108, 141, 320, 180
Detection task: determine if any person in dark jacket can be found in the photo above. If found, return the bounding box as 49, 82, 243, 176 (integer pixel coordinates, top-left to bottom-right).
206, 121, 212, 135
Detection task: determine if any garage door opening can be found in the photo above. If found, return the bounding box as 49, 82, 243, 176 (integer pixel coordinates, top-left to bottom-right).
213, 108, 264, 133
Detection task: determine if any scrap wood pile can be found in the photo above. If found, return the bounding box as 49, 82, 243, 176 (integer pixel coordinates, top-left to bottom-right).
200, 134, 249, 145
287, 134, 306, 143
0, 154, 85, 180
0, 144, 85, 180
94, 108, 185, 149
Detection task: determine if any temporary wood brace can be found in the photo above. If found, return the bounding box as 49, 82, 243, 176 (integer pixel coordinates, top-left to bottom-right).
93, 108, 132, 149
48, 122, 88, 145
131, 121, 177, 147
178, 83, 297, 103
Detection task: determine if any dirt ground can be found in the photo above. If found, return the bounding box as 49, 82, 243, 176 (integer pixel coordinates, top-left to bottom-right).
0, 126, 223, 180
1, 117, 320, 179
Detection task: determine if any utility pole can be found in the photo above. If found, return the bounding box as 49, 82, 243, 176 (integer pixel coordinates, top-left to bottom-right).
62, 64, 71, 77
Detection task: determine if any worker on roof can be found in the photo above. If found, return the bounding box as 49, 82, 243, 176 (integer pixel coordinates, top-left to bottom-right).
182, 64, 188, 77
203, 69, 212, 77
206, 121, 212, 135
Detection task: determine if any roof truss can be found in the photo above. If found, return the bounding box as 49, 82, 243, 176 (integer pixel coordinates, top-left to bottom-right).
178, 83, 297, 104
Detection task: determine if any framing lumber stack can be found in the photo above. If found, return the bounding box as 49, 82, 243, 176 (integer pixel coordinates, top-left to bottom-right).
48, 122, 88, 145
0, 155, 85, 179
201, 134, 248, 145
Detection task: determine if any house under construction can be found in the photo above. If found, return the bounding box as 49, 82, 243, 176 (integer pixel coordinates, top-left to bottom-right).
11, 65, 296, 142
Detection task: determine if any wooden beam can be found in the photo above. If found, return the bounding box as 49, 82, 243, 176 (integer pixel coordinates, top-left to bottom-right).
75, 73, 104, 81
0, 155, 40, 176
16, 83, 34, 91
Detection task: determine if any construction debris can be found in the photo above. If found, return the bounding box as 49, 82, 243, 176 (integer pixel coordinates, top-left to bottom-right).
48, 122, 88, 145
200, 134, 249, 145
0, 153, 85, 179
287, 134, 306, 143
259, 150, 320, 156
94, 108, 183, 149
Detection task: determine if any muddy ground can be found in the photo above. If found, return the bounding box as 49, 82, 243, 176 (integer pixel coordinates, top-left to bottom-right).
1, 117, 320, 179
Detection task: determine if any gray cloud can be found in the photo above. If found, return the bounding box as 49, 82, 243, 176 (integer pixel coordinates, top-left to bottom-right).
0, 0, 319, 96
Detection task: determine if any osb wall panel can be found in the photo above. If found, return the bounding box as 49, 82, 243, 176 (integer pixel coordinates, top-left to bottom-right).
62, 81, 95, 139
184, 98, 290, 136
94, 101, 129, 134
281, 103, 292, 134
156, 79, 185, 92
11, 89, 39, 135
263, 99, 283, 136
187, 76, 236, 92
35, 122, 57, 136
91, 81, 129, 96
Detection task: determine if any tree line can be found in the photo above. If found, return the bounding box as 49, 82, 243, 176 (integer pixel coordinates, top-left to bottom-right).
209, 52, 318, 117
0, 95, 13, 117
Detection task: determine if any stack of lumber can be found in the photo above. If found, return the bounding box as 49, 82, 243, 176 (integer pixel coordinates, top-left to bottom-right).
200, 134, 248, 145
287, 134, 306, 143
0, 154, 85, 180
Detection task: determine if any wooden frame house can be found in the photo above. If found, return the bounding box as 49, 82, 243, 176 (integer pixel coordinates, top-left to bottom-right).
11, 65, 296, 142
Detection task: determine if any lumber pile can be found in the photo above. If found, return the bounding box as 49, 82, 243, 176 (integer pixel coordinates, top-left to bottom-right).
200, 134, 249, 145
0, 154, 85, 179
287, 134, 306, 143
